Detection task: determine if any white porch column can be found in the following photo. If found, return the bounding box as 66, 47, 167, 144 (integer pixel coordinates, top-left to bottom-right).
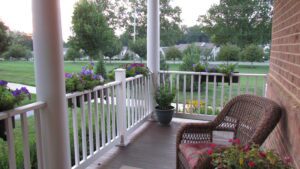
32, 0, 71, 168
147, 0, 160, 113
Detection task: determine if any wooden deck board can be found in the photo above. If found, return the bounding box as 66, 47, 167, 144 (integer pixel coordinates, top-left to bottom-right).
93, 120, 185, 169
88, 118, 232, 169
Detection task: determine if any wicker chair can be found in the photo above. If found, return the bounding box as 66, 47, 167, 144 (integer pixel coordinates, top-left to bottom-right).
176, 94, 282, 169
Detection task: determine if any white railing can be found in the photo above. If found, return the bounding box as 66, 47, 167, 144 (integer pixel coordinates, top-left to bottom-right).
65, 70, 152, 169
125, 74, 152, 135
0, 102, 46, 169
66, 81, 122, 169
159, 70, 268, 120
1, 69, 153, 169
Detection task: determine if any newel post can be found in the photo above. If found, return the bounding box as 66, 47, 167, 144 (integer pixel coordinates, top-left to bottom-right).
115, 69, 128, 146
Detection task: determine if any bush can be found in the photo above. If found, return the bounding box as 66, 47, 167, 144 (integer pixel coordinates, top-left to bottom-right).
95, 58, 107, 79
180, 44, 201, 71
65, 48, 81, 61
2, 44, 32, 60
165, 47, 182, 63
160, 54, 169, 71
155, 84, 175, 110
241, 44, 264, 63
217, 44, 241, 62
128, 38, 147, 60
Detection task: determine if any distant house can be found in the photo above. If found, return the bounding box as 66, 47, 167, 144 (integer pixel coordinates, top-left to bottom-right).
118, 47, 140, 60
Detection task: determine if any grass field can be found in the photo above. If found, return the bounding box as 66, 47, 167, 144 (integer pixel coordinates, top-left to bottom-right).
0, 61, 269, 110
0, 61, 123, 86
0, 61, 269, 86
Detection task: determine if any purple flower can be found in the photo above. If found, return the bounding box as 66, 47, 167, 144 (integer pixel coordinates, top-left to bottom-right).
90, 62, 95, 66
81, 66, 87, 71
81, 69, 93, 76
127, 66, 132, 70
21, 87, 31, 99
12, 89, 22, 97
192, 64, 196, 68
0, 80, 8, 87
65, 73, 73, 78
21, 87, 29, 94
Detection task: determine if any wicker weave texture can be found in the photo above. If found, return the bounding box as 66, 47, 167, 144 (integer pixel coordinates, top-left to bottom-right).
176, 94, 282, 169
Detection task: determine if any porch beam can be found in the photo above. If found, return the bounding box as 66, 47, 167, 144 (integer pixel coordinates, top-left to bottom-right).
32, 0, 71, 168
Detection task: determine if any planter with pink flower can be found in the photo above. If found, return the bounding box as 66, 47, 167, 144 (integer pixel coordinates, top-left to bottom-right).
208, 139, 293, 169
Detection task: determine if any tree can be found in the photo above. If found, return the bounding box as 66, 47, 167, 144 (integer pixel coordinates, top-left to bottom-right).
96, 57, 107, 79
199, 0, 272, 47
8, 31, 33, 50
240, 44, 264, 65
217, 44, 241, 62
0, 21, 10, 55
179, 25, 210, 44
165, 47, 182, 63
71, 0, 116, 60
103, 38, 122, 62
128, 38, 147, 60
104, 0, 183, 46
180, 44, 201, 71
65, 48, 81, 62
1, 44, 32, 60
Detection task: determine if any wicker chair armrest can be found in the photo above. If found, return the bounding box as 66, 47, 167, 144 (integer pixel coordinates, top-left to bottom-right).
176, 122, 215, 146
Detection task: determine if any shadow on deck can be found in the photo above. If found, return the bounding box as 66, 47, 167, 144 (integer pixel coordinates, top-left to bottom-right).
88, 118, 203, 169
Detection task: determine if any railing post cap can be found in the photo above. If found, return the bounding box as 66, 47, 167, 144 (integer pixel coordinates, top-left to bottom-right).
115, 68, 126, 72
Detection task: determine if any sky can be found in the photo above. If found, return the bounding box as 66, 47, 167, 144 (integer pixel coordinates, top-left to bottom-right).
0, 0, 219, 41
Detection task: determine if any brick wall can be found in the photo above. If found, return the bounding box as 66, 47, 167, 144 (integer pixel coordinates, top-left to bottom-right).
266, 0, 300, 168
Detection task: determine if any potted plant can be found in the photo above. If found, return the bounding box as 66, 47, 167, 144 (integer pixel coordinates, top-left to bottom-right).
154, 84, 176, 125
0, 80, 31, 140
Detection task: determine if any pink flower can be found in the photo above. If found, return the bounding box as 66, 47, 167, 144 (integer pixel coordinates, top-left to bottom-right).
284, 156, 292, 164
248, 161, 256, 167
210, 143, 217, 149
243, 144, 250, 152
229, 139, 233, 143
259, 151, 266, 158
233, 138, 241, 144
207, 149, 213, 155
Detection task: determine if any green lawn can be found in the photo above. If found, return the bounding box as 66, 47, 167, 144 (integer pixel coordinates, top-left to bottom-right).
0, 61, 269, 86
0, 61, 123, 86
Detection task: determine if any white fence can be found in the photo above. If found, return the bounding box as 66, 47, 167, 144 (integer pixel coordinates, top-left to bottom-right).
0, 102, 46, 169
66, 71, 152, 169
0, 69, 152, 169
159, 71, 268, 120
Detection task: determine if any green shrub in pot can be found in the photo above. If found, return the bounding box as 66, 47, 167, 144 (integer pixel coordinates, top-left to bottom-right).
154, 84, 176, 125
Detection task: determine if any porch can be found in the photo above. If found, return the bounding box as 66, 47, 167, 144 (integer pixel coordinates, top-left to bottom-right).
0, 0, 299, 168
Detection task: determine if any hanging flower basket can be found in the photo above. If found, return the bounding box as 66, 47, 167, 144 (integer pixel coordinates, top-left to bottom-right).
65, 63, 105, 108
0, 80, 31, 140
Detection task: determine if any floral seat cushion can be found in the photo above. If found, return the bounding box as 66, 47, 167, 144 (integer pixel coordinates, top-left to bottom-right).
179, 143, 223, 169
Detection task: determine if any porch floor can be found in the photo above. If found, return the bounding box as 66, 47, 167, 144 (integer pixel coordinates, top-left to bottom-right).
88, 118, 205, 169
